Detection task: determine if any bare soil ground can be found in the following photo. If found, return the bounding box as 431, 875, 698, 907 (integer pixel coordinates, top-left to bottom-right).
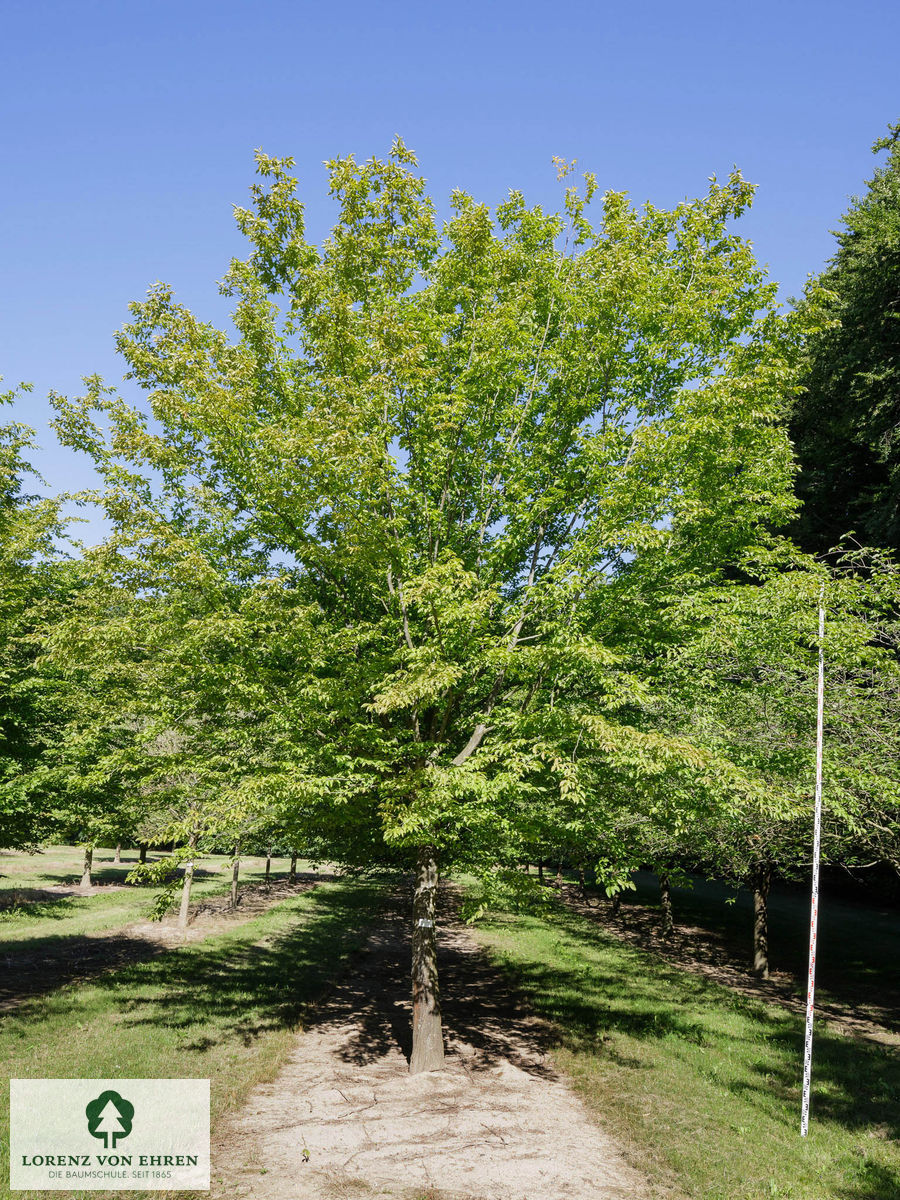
0, 875, 327, 1013
564, 884, 900, 1048
211, 892, 664, 1200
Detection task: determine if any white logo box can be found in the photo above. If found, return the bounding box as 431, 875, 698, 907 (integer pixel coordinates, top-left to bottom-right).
10, 1079, 209, 1191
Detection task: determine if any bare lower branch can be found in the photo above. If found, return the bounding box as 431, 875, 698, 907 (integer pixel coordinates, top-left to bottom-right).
451, 723, 490, 766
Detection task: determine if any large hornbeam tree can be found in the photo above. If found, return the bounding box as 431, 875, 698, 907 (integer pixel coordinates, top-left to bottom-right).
52, 140, 813, 1072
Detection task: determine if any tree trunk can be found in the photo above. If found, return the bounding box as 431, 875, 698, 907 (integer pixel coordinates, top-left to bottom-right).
611, 892, 621, 917
114, 842, 121, 864
752, 864, 772, 980
139, 843, 148, 864
265, 847, 272, 885
659, 873, 674, 939
578, 863, 586, 892
409, 847, 445, 1075
178, 833, 199, 931
230, 843, 241, 909
538, 860, 544, 884
289, 851, 298, 883
555, 862, 563, 889
81, 845, 93, 888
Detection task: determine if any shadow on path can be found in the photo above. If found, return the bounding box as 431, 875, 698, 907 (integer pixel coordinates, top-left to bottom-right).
311, 885, 558, 1079
209, 884, 651, 1200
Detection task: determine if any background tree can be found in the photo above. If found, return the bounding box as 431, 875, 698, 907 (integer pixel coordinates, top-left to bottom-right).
790, 123, 900, 554
0, 383, 70, 854
44, 545, 292, 918
669, 558, 900, 977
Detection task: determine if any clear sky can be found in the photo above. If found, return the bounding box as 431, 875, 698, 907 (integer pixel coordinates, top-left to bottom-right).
2, 0, 898, 542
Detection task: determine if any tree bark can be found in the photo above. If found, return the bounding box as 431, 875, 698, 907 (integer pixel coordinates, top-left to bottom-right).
289, 850, 298, 883
81, 845, 93, 888
659, 873, 674, 939
114, 842, 121, 864
139, 843, 148, 865
537, 860, 544, 884
230, 843, 241, 910
265, 847, 272, 885
555, 862, 563, 889
611, 892, 621, 917
178, 833, 199, 930
752, 864, 772, 979
409, 847, 445, 1074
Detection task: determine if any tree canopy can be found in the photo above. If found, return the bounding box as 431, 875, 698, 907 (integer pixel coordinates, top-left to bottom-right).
50, 143, 817, 873
45, 140, 834, 1068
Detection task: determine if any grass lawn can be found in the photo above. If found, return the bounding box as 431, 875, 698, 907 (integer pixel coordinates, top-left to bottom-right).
0, 846, 308, 944
623, 869, 900, 1023
472, 904, 900, 1200
1, 875, 387, 1200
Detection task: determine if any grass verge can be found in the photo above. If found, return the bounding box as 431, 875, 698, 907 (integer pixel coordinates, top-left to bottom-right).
1, 875, 387, 1200
0, 847, 308, 944
471, 905, 900, 1200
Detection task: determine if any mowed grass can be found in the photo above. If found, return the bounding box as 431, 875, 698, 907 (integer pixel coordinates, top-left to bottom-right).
623, 869, 900, 1021
472, 906, 900, 1200
0, 846, 308, 944
0, 875, 387, 1200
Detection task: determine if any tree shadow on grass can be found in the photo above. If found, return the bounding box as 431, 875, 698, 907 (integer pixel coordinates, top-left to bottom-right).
0, 876, 331, 1016
834, 1161, 900, 1199
749, 1021, 900, 1138
612, 872, 900, 1024
88, 882, 388, 1050
0, 890, 79, 919
0, 932, 167, 1012
2, 863, 146, 889
489, 906, 900, 1140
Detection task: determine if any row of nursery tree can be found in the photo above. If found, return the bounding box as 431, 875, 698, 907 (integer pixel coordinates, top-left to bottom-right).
2, 127, 898, 1071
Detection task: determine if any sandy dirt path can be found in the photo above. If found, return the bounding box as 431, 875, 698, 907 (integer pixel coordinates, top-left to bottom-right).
211, 893, 655, 1200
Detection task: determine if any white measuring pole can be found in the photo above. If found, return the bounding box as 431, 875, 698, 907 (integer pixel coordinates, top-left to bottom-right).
800, 591, 826, 1137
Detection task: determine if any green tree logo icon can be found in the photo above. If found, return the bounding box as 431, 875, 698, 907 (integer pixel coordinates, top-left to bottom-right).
85, 1090, 134, 1149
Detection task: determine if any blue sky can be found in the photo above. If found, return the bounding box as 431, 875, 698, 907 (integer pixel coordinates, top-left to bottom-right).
2, 0, 899, 542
